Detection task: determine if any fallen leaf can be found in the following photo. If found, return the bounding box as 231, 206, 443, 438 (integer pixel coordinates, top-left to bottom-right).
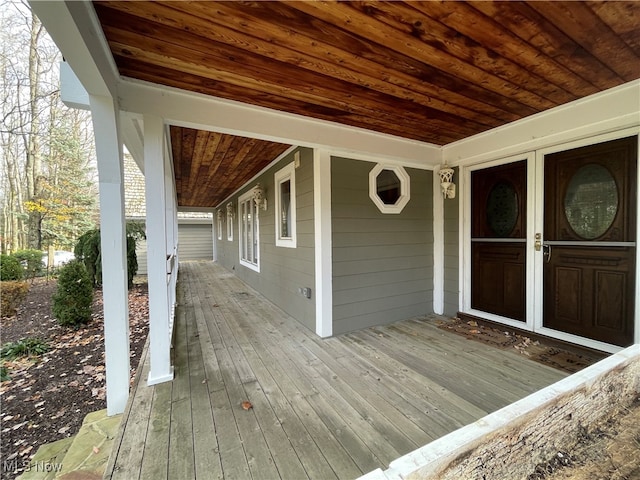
467, 320, 478, 327
469, 329, 480, 334
58, 426, 71, 434
241, 401, 253, 411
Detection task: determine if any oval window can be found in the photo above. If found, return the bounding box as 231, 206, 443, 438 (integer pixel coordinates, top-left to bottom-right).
486, 181, 518, 237
564, 164, 618, 240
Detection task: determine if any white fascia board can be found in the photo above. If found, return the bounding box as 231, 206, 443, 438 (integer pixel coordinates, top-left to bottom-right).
29, 1, 119, 98
117, 78, 442, 168
443, 80, 640, 167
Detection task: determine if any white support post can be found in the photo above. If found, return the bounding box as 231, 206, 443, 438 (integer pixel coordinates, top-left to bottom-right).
90, 94, 130, 416
313, 149, 333, 337
433, 170, 445, 315
145, 114, 174, 385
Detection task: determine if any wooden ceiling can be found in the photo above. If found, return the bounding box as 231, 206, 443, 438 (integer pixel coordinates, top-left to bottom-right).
92, 1, 640, 208
171, 127, 290, 208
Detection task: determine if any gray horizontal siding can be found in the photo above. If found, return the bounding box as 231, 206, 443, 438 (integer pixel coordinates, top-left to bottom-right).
331, 157, 433, 335
215, 148, 316, 331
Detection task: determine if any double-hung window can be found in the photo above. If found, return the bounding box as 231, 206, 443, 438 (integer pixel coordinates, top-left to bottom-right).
274, 162, 296, 248
238, 189, 260, 271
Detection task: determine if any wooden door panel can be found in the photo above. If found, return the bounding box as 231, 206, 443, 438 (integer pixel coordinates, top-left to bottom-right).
543, 136, 637, 347
472, 242, 525, 321
471, 161, 527, 321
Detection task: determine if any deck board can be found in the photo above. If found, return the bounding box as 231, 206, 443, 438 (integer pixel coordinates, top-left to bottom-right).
107, 261, 568, 480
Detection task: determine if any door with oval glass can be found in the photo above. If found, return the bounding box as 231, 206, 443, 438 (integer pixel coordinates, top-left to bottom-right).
471, 161, 527, 321
542, 136, 637, 347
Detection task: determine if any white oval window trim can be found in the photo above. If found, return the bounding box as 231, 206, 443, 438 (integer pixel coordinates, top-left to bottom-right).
369, 164, 411, 214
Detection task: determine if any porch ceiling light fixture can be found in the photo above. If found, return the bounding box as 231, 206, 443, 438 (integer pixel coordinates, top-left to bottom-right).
253, 183, 267, 211
226, 202, 235, 218
438, 165, 456, 199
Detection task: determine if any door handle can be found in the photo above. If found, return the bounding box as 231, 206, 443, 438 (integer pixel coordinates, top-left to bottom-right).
543, 244, 552, 263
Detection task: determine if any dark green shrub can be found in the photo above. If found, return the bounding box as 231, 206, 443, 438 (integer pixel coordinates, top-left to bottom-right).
0, 337, 50, 359
0, 281, 29, 318
75, 222, 144, 289
1, 255, 23, 281
75, 229, 101, 287
13, 249, 44, 279
0, 363, 9, 382
52, 260, 93, 326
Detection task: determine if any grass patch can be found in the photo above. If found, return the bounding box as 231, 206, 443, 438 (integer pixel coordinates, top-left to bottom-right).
0, 337, 50, 359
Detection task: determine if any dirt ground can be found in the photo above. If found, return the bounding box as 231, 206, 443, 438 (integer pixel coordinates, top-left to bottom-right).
0, 277, 149, 480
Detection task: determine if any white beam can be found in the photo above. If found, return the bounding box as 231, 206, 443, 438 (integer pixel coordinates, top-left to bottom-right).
90, 94, 130, 416
432, 172, 444, 315
444, 80, 640, 166
144, 114, 174, 385
29, 0, 118, 98
118, 78, 442, 168
314, 149, 333, 337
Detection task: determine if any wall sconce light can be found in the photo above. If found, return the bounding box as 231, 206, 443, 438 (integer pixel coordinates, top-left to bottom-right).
438, 166, 456, 199
253, 183, 268, 211
226, 202, 234, 219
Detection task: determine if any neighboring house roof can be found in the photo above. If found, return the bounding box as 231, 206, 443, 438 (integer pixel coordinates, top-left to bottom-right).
124, 154, 212, 221
124, 154, 146, 219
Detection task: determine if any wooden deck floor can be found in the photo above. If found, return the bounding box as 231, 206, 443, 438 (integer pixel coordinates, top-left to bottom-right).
105, 261, 567, 480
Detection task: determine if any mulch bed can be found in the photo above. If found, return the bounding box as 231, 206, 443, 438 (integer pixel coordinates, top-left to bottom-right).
438, 317, 607, 373
0, 277, 149, 480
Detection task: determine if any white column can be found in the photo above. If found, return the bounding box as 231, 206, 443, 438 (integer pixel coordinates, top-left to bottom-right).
313, 149, 333, 337
144, 114, 174, 385
90, 94, 130, 416
432, 170, 445, 315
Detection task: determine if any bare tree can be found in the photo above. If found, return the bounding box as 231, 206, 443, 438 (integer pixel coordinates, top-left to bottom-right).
0, 0, 97, 253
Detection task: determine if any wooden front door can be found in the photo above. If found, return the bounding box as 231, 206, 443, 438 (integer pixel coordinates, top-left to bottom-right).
543, 136, 637, 347
471, 161, 527, 321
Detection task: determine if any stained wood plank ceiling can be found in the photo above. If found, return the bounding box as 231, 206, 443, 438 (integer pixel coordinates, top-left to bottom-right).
92, 1, 640, 208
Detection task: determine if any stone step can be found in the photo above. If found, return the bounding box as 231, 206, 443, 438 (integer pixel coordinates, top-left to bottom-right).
18, 409, 122, 480
17, 437, 73, 480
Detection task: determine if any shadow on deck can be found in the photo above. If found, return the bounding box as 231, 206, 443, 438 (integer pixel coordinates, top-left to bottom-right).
104, 261, 567, 480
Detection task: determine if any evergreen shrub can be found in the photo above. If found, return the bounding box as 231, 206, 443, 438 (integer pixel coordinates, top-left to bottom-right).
1, 255, 23, 281
13, 249, 44, 279
52, 260, 93, 327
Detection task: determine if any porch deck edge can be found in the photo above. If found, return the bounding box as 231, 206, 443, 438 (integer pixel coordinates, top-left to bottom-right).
103, 337, 151, 480
369, 344, 640, 480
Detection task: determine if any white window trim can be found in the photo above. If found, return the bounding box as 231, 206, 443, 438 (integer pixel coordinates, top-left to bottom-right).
274, 162, 297, 248
238, 189, 260, 272
369, 163, 411, 214
226, 204, 234, 241
216, 211, 223, 240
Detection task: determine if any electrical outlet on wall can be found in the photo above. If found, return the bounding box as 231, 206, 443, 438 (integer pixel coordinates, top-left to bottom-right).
298, 287, 312, 299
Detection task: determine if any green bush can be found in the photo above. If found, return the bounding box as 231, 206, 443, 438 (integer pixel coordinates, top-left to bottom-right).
75, 229, 101, 287
13, 249, 44, 279
0, 337, 50, 359
1, 255, 23, 281
0, 281, 29, 318
75, 222, 143, 289
52, 261, 94, 327
0, 363, 9, 382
